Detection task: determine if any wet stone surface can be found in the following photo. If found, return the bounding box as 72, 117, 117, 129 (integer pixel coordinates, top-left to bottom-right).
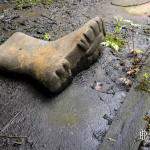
0, 0, 150, 150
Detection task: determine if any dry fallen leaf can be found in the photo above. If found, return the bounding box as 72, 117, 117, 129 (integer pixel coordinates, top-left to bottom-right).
144, 115, 150, 123
132, 58, 142, 65
119, 77, 132, 87
130, 49, 144, 55
107, 137, 116, 142
127, 67, 140, 76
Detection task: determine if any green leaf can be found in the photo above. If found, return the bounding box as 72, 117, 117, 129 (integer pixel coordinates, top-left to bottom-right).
134, 49, 144, 54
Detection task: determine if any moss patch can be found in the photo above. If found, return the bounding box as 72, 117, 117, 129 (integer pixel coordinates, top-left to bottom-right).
15, 0, 54, 9
136, 71, 150, 93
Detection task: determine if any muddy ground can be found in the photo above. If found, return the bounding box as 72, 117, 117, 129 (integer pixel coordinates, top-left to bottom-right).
0, 0, 150, 150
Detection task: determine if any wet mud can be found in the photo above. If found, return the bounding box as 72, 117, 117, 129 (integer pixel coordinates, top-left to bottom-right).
0, 0, 149, 149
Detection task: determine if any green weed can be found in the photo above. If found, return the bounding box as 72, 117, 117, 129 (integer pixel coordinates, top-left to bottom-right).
102, 34, 125, 52
102, 17, 125, 52
136, 72, 150, 93
114, 17, 124, 34
43, 33, 51, 41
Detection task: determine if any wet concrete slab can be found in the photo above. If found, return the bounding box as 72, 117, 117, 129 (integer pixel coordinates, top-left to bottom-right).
124, 3, 150, 16
0, 0, 149, 150
112, 0, 150, 16
112, 0, 150, 6
100, 57, 150, 150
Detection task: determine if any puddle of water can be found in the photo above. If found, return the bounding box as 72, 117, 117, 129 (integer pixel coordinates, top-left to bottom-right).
124, 2, 150, 16
48, 112, 80, 126
46, 93, 82, 127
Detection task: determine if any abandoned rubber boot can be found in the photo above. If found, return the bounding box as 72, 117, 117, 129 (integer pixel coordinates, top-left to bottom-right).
0, 17, 105, 93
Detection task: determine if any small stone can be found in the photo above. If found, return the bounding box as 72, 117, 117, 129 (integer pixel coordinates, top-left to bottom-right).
103, 114, 113, 125
93, 129, 106, 142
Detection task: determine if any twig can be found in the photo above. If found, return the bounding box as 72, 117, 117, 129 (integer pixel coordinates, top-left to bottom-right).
81, 13, 91, 19
0, 135, 27, 139
131, 28, 135, 50
0, 135, 28, 146
0, 112, 21, 134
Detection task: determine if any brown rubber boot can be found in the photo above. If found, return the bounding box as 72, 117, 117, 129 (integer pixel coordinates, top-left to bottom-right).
0, 17, 105, 93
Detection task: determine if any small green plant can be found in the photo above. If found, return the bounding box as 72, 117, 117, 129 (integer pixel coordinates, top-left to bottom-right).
43, 33, 51, 41
114, 17, 124, 34
143, 73, 150, 79
15, 0, 53, 9
101, 17, 125, 52
136, 72, 150, 93
102, 34, 125, 52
